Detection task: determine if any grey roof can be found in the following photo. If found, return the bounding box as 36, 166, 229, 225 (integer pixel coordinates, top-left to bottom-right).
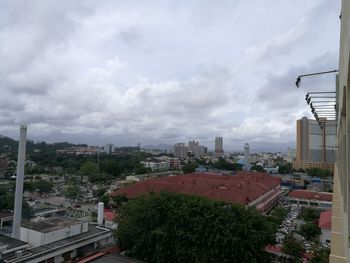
21, 217, 82, 233
0, 234, 27, 250
92, 253, 144, 263
4, 225, 112, 263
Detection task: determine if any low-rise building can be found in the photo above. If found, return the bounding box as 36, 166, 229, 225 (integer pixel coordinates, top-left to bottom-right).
141, 159, 170, 172
319, 210, 332, 245
112, 172, 281, 213
287, 190, 332, 209
2, 217, 113, 263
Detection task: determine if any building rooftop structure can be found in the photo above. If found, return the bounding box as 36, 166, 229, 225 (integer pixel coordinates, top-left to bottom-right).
22, 217, 82, 233
288, 190, 333, 202
112, 172, 281, 207
0, 234, 28, 253
3, 225, 113, 263
319, 210, 332, 230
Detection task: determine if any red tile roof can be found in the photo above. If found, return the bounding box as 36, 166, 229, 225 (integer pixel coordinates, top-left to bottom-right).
288, 190, 333, 202
104, 210, 117, 221
319, 210, 332, 229
111, 172, 281, 205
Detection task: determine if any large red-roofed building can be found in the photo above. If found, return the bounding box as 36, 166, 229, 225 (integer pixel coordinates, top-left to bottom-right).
112, 172, 281, 213
287, 190, 333, 209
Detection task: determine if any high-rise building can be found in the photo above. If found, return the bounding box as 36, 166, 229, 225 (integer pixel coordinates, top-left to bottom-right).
174, 143, 187, 159
296, 117, 336, 163
215, 137, 223, 155
244, 143, 250, 171
188, 140, 205, 158
103, 143, 114, 154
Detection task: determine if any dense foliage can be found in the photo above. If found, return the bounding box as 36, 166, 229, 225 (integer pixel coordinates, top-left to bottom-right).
213, 157, 243, 171
299, 222, 321, 241
282, 234, 305, 263
305, 168, 332, 178
116, 192, 273, 263
310, 247, 330, 263
0, 189, 33, 218
300, 207, 322, 222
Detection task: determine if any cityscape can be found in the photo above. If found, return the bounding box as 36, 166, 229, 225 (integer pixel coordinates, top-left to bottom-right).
0, 1, 348, 263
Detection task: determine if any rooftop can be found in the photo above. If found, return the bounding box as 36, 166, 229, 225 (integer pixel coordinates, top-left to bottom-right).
22, 217, 83, 233
4, 225, 111, 263
288, 190, 333, 202
319, 210, 332, 229
0, 234, 28, 251
112, 172, 281, 205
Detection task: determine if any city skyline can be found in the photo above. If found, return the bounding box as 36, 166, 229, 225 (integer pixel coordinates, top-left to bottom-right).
0, 1, 340, 151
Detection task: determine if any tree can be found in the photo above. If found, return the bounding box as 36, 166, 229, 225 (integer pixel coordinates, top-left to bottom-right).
310, 247, 330, 263
299, 222, 321, 241
29, 180, 53, 193
63, 185, 80, 199
278, 163, 292, 174
111, 194, 129, 209
100, 195, 110, 207
116, 192, 274, 263
182, 162, 198, 174
282, 235, 305, 263
300, 207, 322, 222
250, 164, 266, 172
79, 161, 98, 176
305, 168, 332, 178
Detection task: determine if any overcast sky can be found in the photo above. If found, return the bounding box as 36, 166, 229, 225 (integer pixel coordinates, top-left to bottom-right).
0, 0, 341, 151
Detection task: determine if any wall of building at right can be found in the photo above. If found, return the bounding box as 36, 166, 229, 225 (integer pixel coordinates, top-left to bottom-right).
330, 0, 350, 262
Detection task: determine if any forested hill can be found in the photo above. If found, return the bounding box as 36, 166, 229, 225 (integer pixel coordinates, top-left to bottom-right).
0, 134, 87, 155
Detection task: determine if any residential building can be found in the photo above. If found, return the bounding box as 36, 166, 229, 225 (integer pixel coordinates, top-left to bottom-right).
174, 143, 187, 159
214, 137, 223, 156
296, 117, 336, 163
141, 158, 170, 172
188, 140, 205, 158
112, 172, 281, 213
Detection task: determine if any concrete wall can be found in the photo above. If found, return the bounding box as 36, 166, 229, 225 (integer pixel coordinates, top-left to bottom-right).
330, 1, 350, 262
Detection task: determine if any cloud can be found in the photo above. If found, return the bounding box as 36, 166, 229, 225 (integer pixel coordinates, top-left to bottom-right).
0, 0, 341, 151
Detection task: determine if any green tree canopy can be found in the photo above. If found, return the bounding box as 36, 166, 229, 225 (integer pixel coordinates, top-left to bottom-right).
213, 158, 243, 171
63, 185, 80, 199
299, 222, 321, 241
250, 164, 266, 173
305, 168, 332, 178
116, 192, 274, 263
182, 162, 198, 174
282, 235, 305, 263
310, 247, 330, 263
24, 180, 53, 193
79, 161, 98, 176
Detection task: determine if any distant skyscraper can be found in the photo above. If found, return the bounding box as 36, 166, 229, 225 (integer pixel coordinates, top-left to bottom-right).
188, 140, 205, 158
296, 117, 336, 163
215, 137, 223, 155
174, 143, 187, 159
104, 143, 114, 154
244, 143, 250, 171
